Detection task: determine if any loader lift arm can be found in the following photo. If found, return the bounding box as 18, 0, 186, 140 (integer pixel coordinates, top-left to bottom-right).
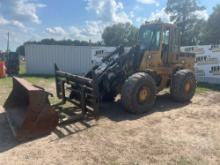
85, 45, 143, 99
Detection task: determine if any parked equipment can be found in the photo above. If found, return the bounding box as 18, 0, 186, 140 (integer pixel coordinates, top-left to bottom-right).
6, 52, 19, 75
4, 77, 59, 140
0, 52, 6, 78
0, 61, 6, 78
4, 23, 197, 140
56, 22, 196, 114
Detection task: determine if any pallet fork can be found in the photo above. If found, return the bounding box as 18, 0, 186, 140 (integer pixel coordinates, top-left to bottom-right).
54, 64, 100, 124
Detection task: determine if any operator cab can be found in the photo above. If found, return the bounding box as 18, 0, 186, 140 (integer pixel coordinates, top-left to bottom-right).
138, 23, 180, 65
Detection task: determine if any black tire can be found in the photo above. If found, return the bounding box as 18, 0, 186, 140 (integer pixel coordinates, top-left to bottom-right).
171, 69, 196, 102
121, 72, 157, 114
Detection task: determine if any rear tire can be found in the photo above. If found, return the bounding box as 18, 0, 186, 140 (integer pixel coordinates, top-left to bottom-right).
121, 72, 156, 114
171, 69, 196, 102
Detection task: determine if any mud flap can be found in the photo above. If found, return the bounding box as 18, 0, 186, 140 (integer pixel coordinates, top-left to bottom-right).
3, 77, 59, 141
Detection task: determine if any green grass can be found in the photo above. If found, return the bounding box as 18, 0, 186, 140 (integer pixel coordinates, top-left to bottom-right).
19, 62, 26, 75
196, 83, 220, 94
0, 75, 57, 106
0, 63, 60, 106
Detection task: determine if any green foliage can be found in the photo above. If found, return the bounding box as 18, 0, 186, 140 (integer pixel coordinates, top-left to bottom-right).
16, 45, 25, 56
166, 0, 205, 46
201, 4, 220, 44
191, 19, 207, 44
102, 23, 138, 46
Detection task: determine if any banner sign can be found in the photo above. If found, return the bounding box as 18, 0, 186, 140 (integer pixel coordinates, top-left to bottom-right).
181, 45, 220, 80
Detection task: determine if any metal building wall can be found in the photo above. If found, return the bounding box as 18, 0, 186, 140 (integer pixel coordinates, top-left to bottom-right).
25, 44, 93, 75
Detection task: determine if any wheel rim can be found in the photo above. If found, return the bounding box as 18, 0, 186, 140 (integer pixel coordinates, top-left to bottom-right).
184, 81, 192, 93
138, 86, 150, 103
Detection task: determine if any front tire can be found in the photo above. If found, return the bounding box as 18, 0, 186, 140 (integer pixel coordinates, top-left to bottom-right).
171, 69, 196, 102
121, 72, 157, 114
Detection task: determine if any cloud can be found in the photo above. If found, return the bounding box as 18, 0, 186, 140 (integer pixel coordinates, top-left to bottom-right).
136, 17, 147, 24
0, 16, 8, 25
148, 8, 171, 23
146, 8, 208, 27
0, 26, 41, 51
129, 11, 135, 19
136, 0, 159, 6
46, 27, 67, 36
0, 0, 46, 50
86, 0, 132, 24
46, 0, 132, 42
10, 20, 25, 29
69, 26, 82, 38
132, 8, 170, 25
0, 16, 26, 31
82, 21, 104, 37
46, 21, 106, 42
194, 10, 209, 20
0, 0, 46, 24
147, 8, 208, 24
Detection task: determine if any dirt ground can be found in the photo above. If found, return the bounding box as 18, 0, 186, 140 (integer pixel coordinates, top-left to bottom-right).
0, 91, 220, 165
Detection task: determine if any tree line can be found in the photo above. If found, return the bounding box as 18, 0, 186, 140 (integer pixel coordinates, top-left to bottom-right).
16, 0, 220, 56
16, 39, 103, 56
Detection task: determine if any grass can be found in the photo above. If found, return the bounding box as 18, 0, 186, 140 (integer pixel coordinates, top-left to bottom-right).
0, 63, 61, 106
19, 62, 26, 75
196, 82, 220, 94
0, 75, 57, 106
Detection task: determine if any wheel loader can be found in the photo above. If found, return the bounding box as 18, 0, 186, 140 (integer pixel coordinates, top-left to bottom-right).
3, 22, 196, 140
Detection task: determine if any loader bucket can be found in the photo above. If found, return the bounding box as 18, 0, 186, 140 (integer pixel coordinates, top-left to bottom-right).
3, 77, 59, 140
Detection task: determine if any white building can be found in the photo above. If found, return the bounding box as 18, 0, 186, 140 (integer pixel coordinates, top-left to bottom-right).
181, 45, 220, 84
25, 44, 115, 75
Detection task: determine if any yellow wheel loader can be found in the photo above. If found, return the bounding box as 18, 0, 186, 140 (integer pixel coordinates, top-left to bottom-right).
3, 22, 196, 140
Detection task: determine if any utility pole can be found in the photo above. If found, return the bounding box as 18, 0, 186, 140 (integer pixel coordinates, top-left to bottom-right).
7, 32, 9, 54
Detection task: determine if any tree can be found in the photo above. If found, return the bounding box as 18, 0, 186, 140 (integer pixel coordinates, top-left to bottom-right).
166, 0, 205, 46
102, 23, 138, 46
16, 45, 25, 56
16, 41, 36, 56
16, 39, 103, 56
201, 4, 220, 44
189, 19, 207, 45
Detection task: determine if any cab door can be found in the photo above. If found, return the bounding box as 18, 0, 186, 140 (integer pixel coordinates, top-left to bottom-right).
161, 26, 180, 65
161, 27, 170, 65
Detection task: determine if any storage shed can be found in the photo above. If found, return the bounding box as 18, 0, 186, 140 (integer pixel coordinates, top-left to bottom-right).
25, 44, 99, 75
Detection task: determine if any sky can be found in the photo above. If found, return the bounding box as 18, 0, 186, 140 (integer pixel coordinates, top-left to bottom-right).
0, 0, 219, 51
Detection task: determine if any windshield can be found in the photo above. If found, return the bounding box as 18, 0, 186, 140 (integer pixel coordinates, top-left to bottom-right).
139, 25, 161, 51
